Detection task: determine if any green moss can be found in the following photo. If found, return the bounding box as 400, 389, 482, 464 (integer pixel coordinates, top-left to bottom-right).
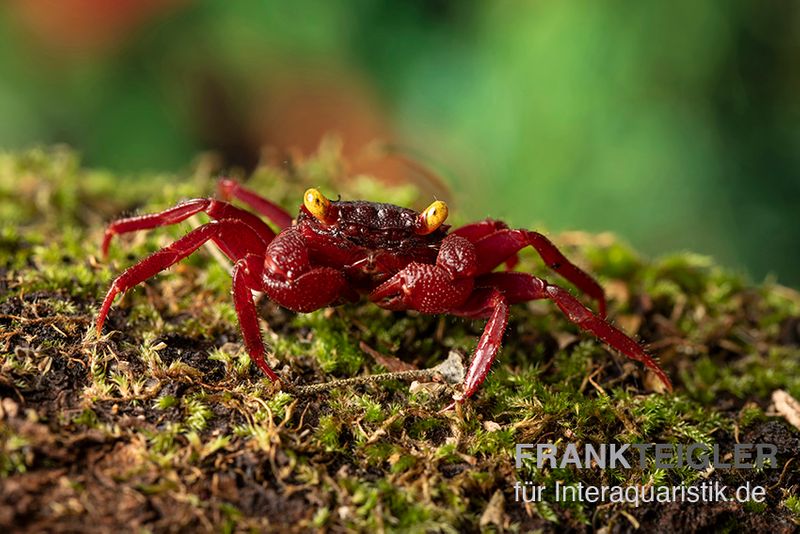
184, 395, 214, 433
72, 408, 99, 428
0, 432, 32, 476
155, 394, 179, 410
315, 414, 342, 451
390, 453, 418, 473
296, 310, 365, 376
743, 500, 768, 514
586, 240, 643, 280
784, 495, 800, 520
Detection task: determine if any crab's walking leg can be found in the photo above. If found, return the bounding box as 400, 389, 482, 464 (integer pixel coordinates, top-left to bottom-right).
451, 219, 509, 242
472, 228, 607, 318
232, 255, 279, 381
217, 178, 293, 230
449, 289, 510, 402
96, 220, 268, 335
480, 272, 672, 391
451, 220, 519, 270
102, 199, 275, 257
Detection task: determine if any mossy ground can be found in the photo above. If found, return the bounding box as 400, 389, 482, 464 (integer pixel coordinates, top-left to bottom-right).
1, 146, 799, 532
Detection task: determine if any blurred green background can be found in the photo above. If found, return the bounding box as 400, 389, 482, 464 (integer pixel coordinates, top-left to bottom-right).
1, 0, 798, 285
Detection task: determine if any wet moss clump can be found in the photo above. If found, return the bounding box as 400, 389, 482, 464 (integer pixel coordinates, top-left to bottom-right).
1, 145, 799, 532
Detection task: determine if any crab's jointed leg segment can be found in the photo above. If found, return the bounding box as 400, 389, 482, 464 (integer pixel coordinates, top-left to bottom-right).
450, 289, 509, 401
218, 178, 294, 230
96, 219, 268, 335
232, 255, 279, 381
452, 219, 519, 270
101, 198, 275, 258
472, 228, 607, 318
451, 219, 509, 242
478, 272, 672, 391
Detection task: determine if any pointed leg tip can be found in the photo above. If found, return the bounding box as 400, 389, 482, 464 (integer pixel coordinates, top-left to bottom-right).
266, 369, 281, 383
248, 347, 281, 383
96, 285, 120, 336
94, 314, 110, 340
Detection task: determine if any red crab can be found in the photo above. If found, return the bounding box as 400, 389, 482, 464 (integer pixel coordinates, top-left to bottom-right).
96, 178, 672, 402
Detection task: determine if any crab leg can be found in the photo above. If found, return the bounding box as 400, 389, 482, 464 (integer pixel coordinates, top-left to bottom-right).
451, 219, 509, 242
451, 220, 520, 271
232, 255, 279, 381
449, 289, 510, 402
102, 198, 275, 257
471, 228, 607, 318
217, 178, 294, 230
96, 220, 268, 335
477, 272, 672, 391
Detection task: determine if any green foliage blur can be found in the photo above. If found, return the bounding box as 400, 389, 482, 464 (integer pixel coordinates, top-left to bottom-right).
0, 1, 798, 286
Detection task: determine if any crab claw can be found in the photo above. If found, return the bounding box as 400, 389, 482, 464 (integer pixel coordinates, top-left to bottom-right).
369, 275, 408, 310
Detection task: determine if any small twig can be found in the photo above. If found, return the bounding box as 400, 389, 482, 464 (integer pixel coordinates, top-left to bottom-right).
579, 363, 607, 395
767, 456, 795, 491
287, 350, 465, 396
287, 368, 442, 396
0, 314, 90, 325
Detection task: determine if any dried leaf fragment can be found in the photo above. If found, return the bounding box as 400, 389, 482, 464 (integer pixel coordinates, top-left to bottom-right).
479, 489, 506, 530
771, 389, 800, 431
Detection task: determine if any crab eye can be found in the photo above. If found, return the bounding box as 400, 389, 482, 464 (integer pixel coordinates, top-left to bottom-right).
416, 200, 448, 235
303, 188, 334, 223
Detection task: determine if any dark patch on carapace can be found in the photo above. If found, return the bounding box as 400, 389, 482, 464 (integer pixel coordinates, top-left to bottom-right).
297, 200, 449, 252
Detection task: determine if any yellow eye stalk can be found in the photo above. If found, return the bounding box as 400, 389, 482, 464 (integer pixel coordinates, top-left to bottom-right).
416, 200, 448, 235
303, 188, 336, 224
